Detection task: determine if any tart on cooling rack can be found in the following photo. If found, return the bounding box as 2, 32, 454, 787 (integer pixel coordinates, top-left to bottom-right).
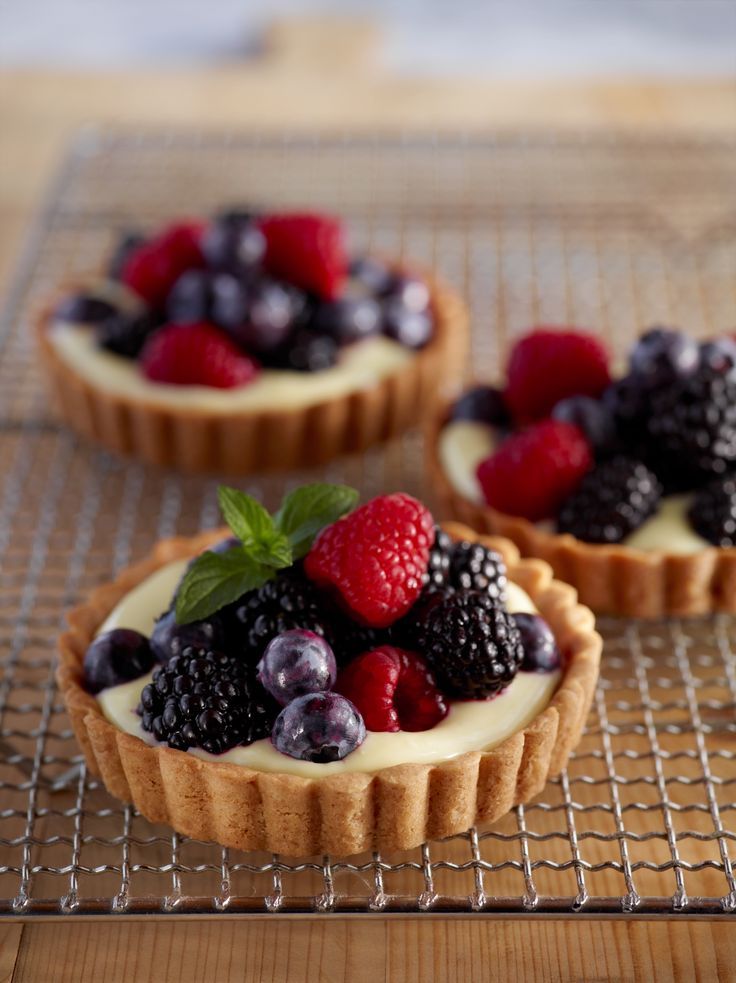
429, 326, 736, 617
37, 209, 467, 473
57, 483, 600, 856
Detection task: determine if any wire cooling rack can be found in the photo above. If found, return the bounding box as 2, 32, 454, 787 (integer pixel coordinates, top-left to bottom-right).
0, 129, 735, 919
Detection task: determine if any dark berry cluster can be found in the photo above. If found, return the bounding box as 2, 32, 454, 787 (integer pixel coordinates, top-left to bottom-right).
421, 528, 507, 603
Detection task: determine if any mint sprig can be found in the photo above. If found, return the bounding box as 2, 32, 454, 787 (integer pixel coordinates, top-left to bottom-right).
175, 482, 358, 624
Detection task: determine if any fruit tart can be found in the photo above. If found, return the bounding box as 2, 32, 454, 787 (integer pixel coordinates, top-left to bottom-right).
38, 209, 467, 473
429, 326, 736, 617
58, 483, 600, 856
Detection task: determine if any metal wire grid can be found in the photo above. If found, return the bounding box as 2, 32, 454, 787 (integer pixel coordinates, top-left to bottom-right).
0, 129, 735, 918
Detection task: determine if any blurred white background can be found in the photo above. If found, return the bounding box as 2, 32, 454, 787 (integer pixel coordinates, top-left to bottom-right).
1, 0, 735, 75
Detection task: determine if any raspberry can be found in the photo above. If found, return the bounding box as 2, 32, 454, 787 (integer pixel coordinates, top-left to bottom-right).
336, 646, 447, 732
304, 493, 434, 628
140, 323, 260, 389
505, 328, 611, 423
259, 213, 347, 300
557, 456, 661, 543
476, 420, 592, 521
121, 221, 205, 309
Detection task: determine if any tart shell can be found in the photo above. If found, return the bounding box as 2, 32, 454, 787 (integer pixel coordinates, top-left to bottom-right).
36, 270, 468, 474
427, 403, 736, 618
57, 526, 600, 857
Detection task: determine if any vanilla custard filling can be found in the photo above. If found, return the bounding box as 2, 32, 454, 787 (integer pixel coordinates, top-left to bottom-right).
50, 321, 411, 414
439, 420, 711, 555
95, 559, 560, 778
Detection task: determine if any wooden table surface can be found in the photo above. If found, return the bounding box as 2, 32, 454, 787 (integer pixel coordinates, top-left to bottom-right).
0, 18, 735, 982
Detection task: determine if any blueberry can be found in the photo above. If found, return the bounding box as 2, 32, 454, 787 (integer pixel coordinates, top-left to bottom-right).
224, 278, 295, 353
551, 395, 617, 456
83, 628, 155, 694
699, 337, 736, 380
283, 330, 339, 372
150, 609, 226, 663
512, 613, 561, 673
629, 327, 699, 385
55, 293, 118, 325
108, 232, 147, 280
97, 311, 159, 359
257, 629, 337, 706
450, 385, 510, 426
208, 535, 240, 555
348, 256, 394, 296
312, 296, 381, 346
201, 212, 265, 275
271, 692, 366, 762
166, 270, 213, 324
383, 300, 433, 349
601, 376, 649, 427
385, 274, 431, 313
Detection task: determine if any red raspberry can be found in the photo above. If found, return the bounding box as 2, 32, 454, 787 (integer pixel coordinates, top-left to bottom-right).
304, 493, 434, 628
336, 647, 448, 732
140, 322, 260, 389
477, 420, 592, 521
121, 221, 205, 309
505, 328, 611, 423
259, 213, 346, 300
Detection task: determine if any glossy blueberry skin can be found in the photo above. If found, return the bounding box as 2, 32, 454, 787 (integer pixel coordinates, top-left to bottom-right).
512, 613, 561, 673
629, 327, 699, 385
201, 213, 266, 275
55, 293, 118, 325
348, 256, 394, 296
208, 536, 240, 555
83, 628, 155, 694
150, 609, 226, 664
312, 296, 381, 346
224, 279, 296, 353
700, 338, 736, 381
383, 300, 433, 349
385, 274, 431, 313
257, 629, 337, 706
272, 692, 366, 762
282, 330, 339, 372
450, 385, 510, 427
551, 395, 617, 456
166, 270, 212, 324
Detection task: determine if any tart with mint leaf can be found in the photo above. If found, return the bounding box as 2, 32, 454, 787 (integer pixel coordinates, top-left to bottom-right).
429, 326, 736, 617
58, 482, 600, 856
37, 208, 467, 473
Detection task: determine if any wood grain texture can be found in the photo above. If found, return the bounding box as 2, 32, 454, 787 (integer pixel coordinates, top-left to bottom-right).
0, 926, 23, 983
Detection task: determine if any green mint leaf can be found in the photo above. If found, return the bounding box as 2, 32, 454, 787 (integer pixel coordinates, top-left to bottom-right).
218, 486, 275, 550
175, 548, 271, 624
249, 531, 293, 569
274, 483, 359, 559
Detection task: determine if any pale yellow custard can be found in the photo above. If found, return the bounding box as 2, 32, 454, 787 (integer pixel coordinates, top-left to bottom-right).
439, 419, 711, 555
95, 559, 560, 779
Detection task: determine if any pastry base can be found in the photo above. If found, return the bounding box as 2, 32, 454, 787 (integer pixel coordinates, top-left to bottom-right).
36, 269, 468, 474
57, 526, 600, 857
427, 404, 736, 618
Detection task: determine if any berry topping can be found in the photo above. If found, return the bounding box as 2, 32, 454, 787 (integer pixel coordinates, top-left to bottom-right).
383, 301, 433, 349
348, 256, 394, 295
385, 274, 431, 313
312, 296, 382, 346
150, 609, 226, 664
108, 232, 146, 280
83, 628, 155, 694
140, 322, 260, 389
646, 367, 736, 481
230, 565, 335, 661
414, 589, 524, 699
257, 629, 337, 706
512, 613, 561, 672
121, 221, 204, 309
96, 310, 159, 359
449, 385, 510, 427
688, 477, 736, 547
699, 338, 736, 381
271, 692, 366, 762
423, 528, 453, 590
449, 540, 507, 604
200, 210, 266, 275
476, 420, 592, 521
336, 646, 448, 732
259, 213, 347, 300
279, 329, 339, 372
138, 647, 277, 754
551, 395, 617, 457
304, 493, 434, 628
505, 328, 611, 422
55, 293, 118, 325
557, 455, 661, 544
225, 278, 297, 353
629, 327, 699, 386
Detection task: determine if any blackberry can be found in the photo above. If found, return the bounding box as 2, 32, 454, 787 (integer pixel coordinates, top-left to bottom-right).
333, 620, 392, 665
229, 565, 334, 661
423, 528, 453, 590
688, 476, 736, 547
449, 541, 507, 604
414, 589, 523, 699
557, 456, 661, 544
97, 311, 159, 359
646, 368, 736, 482
138, 647, 277, 754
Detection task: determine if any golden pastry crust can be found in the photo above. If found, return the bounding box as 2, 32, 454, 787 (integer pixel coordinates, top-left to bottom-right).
57, 525, 601, 857
427, 403, 736, 617
36, 267, 468, 474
